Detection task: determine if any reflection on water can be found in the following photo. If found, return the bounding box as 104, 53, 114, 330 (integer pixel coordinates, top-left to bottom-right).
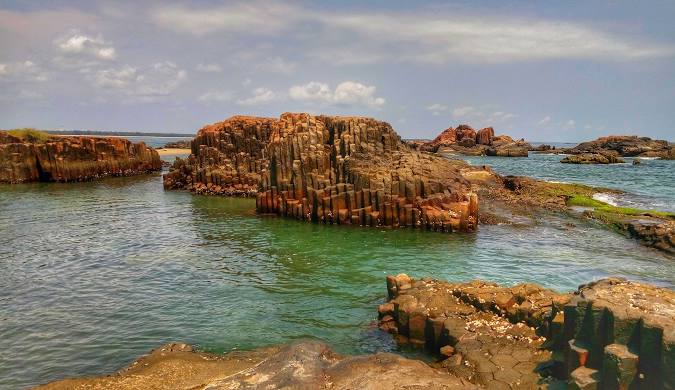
0, 173, 673, 389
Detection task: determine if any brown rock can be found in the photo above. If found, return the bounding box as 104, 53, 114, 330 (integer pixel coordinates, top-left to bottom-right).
0, 132, 161, 183
475, 127, 494, 145
38, 340, 479, 390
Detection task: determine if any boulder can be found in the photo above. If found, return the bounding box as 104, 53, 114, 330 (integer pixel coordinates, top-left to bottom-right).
475, 127, 494, 145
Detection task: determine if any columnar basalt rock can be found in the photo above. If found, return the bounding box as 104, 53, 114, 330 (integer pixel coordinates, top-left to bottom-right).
379, 274, 675, 390
163, 116, 275, 195
0, 132, 161, 183
165, 113, 479, 232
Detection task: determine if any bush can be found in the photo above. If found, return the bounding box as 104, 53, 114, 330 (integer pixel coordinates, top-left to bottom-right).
6, 128, 52, 143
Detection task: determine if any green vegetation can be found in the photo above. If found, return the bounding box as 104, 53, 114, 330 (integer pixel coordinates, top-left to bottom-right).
567, 195, 675, 219
5, 128, 52, 143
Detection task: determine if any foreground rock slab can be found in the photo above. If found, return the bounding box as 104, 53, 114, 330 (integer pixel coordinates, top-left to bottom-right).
164, 113, 478, 232
36, 340, 478, 390
380, 274, 675, 389
0, 132, 161, 183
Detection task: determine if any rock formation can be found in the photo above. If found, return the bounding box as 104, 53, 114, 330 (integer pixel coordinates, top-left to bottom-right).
421, 125, 531, 157
164, 113, 478, 232
566, 135, 674, 159
0, 132, 161, 183
561, 152, 626, 164
380, 274, 674, 389
37, 340, 478, 389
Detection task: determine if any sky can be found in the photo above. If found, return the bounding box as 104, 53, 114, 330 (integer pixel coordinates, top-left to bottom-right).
1, 1, 674, 142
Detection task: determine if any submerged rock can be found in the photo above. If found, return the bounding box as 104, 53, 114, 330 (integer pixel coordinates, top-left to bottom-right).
0, 131, 161, 183
164, 113, 479, 233
380, 274, 675, 389
37, 340, 478, 390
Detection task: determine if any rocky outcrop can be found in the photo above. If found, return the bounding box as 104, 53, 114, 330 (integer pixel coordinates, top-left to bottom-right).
422, 125, 531, 157
561, 152, 626, 164
565, 136, 674, 160
38, 340, 478, 389
165, 113, 478, 232
160, 139, 191, 149
486, 135, 530, 157
163, 116, 274, 196
0, 132, 161, 183
380, 274, 675, 389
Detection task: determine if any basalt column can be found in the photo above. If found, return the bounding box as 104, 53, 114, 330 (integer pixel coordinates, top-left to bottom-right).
256, 113, 478, 232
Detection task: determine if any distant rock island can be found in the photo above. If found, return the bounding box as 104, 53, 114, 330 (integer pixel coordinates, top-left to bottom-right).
164, 113, 478, 232
556, 135, 674, 164
418, 124, 532, 157
0, 129, 161, 183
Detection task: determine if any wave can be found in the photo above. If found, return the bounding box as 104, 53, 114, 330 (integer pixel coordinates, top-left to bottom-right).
592, 192, 619, 206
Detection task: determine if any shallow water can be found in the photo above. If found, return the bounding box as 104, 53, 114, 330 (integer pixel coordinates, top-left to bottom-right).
1, 169, 673, 389
458, 152, 675, 212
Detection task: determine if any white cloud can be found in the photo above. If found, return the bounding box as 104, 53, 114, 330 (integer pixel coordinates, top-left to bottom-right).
537, 116, 552, 126
564, 119, 576, 129
289, 81, 385, 108
151, 3, 294, 36
56, 32, 116, 60
452, 106, 477, 118
151, 3, 674, 64
196, 63, 222, 72
198, 90, 233, 102
89, 61, 187, 102
242, 78, 252, 87
0, 61, 49, 83
426, 103, 448, 116
450, 105, 517, 127
237, 87, 277, 105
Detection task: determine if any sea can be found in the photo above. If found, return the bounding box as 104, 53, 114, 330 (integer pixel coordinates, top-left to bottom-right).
0, 137, 673, 389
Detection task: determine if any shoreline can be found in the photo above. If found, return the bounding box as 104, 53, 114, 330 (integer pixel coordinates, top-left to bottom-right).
156, 148, 191, 155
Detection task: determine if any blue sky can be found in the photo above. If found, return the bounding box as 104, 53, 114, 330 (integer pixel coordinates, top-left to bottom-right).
1, 1, 674, 141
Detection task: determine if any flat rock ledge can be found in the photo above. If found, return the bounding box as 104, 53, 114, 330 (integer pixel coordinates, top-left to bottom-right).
36, 340, 478, 390
0, 132, 162, 183
380, 274, 675, 389
164, 113, 478, 232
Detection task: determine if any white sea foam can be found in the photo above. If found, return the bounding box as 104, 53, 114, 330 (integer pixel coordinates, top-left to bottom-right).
636, 156, 659, 160
592, 192, 619, 206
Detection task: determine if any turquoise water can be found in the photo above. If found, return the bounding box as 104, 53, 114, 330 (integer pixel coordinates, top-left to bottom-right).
458, 152, 675, 212
0, 142, 673, 389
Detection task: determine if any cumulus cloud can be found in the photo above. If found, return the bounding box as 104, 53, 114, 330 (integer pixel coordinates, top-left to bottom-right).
289, 81, 385, 108
56, 32, 116, 60
196, 63, 222, 72
0, 61, 49, 82
426, 103, 448, 116
198, 90, 233, 102
237, 87, 277, 105
89, 61, 187, 102
151, 2, 674, 64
